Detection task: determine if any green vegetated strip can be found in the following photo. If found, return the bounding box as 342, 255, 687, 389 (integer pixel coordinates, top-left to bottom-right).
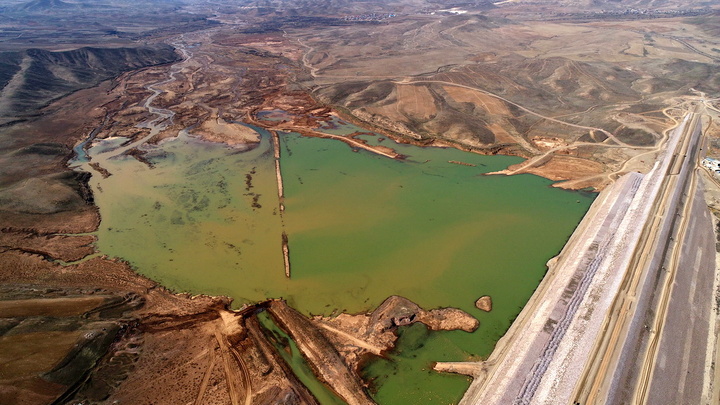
86, 123, 594, 404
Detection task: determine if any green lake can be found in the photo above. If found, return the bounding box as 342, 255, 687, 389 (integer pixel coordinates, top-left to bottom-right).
79, 122, 594, 404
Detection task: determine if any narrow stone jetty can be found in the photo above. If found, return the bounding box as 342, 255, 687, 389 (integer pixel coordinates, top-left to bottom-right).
272, 129, 291, 278
282, 232, 290, 278
271, 130, 285, 208
449, 160, 476, 167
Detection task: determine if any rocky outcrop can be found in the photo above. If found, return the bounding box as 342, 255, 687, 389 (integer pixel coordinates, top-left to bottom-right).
370, 295, 479, 333
475, 295, 492, 312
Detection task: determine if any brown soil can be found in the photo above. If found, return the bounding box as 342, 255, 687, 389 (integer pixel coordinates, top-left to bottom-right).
397, 84, 437, 121
0, 232, 94, 262
0, 40, 322, 402
443, 86, 511, 116
0, 247, 331, 405
314, 296, 479, 372
523, 155, 606, 182
191, 114, 262, 146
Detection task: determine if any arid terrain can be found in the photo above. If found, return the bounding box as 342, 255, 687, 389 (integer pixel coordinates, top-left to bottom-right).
1, 0, 720, 404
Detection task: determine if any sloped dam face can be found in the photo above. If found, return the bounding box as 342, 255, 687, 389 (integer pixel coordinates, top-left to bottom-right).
81, 123, 594, 404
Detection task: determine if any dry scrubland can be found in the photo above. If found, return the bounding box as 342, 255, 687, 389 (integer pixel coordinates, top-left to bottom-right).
290, 12, 720, 189
1, 0, 720, 404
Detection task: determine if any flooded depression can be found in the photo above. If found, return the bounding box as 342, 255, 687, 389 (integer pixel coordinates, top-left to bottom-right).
79, 122, 594, 403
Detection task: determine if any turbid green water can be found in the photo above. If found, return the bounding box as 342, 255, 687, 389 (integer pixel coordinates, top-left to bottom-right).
80, 122, 594, 404
362, 324, 476, 404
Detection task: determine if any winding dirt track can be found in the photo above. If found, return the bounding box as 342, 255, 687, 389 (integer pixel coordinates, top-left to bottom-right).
194, 338, 217, 405
317, 323, 385, 356
394, 79, 631, 147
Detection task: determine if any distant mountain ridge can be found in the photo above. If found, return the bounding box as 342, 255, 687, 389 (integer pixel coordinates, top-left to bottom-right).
0, 45, 180, 120
493, 0, 715, 10
12, 0, 77, 12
